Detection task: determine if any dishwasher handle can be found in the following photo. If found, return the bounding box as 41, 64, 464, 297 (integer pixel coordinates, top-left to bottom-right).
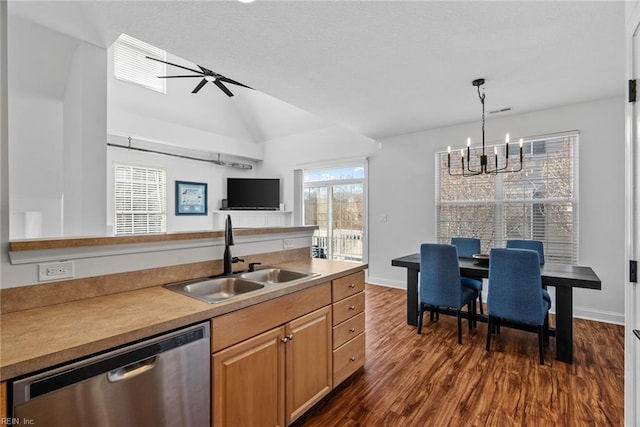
107, 356, 157, 383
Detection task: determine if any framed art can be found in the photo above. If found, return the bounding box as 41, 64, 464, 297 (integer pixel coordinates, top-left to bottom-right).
175, 181, 207, 215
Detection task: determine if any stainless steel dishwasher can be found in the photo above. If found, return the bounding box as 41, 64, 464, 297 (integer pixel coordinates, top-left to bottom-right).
12, 322, 210, 427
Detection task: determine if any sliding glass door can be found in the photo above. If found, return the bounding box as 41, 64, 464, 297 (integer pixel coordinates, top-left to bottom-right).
303, 164, 366, 262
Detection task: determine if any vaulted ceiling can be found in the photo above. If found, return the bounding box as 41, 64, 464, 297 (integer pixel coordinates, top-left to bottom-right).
8, 0, 625, 141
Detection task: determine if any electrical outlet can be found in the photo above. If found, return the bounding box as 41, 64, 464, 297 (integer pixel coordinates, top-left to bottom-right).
38, 261, 74, 282
283, 239, 295, 249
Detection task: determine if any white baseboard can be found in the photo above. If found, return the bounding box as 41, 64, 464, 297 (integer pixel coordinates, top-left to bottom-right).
366, 276, 406, 289
366, 278, 624, 326
573, 307, 624, 325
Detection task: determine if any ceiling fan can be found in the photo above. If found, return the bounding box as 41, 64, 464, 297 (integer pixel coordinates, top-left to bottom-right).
146, 56, 253, 97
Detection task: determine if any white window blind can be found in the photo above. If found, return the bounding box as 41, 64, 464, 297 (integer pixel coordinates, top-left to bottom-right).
113, 33, 166, 93
115, 165, 167, 235
436, 133, 578, 264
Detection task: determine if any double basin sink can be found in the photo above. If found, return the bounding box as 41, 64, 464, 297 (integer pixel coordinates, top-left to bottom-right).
165, 268, 320, 303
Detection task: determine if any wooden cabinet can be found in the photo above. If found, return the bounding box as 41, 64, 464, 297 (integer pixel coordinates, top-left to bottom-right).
211, 284, 332, 427
285, 306, 332, 424
212, 327, 286, 427
0, 382, 7, 420
331, 271, 366, 386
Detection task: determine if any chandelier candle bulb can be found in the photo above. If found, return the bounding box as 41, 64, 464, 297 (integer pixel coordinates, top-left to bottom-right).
519, 138, 524, 161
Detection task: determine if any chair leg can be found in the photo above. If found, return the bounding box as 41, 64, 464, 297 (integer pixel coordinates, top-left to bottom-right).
417, 304, 424, 334
537, 325, 545, 365
478, 292, 484, 315
429, 305, 434, 322
543, 313, 550, 345
456, 309, 462, 344
468, 302, 473, 330
486, 316, 492, 351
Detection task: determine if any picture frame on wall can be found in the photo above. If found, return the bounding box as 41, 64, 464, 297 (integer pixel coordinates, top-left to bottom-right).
175, 181, 208, 215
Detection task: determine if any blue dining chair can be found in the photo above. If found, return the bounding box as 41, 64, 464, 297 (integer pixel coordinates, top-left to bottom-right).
506, 239, 551, 305
417, 243, 477, 344
486, 248, 551, 365
451, 237, 484, 314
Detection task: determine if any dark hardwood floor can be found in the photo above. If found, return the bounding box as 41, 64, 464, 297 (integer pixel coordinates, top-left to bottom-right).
293, 284, 624, 426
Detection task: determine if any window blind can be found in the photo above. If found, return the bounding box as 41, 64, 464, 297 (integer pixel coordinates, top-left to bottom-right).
114, 165, 167, 235
113, 33, 166, 93
436, 133, 578, 264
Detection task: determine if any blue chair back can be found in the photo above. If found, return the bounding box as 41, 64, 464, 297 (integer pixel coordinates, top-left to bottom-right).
450, 237, 481, 258
506, 239, 545, 264
419, 244, 462, 308
487, 248, 546, 325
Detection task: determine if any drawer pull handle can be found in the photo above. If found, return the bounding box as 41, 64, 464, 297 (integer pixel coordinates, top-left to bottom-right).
349, 356, 356, 362
281, 334, 293, 344
348, 283, 356, 288
349, 305, 356, 310
349, 327, 356, 333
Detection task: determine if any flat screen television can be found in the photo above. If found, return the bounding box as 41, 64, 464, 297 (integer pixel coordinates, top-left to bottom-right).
226, 178, 280, 210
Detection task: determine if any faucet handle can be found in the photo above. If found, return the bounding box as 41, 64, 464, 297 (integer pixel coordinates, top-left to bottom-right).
248, 262, 262, 272
231, 257, 244, 264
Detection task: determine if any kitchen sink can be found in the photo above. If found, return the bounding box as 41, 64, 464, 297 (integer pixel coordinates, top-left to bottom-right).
165, 277, 265, 304
240, 268, 319, 285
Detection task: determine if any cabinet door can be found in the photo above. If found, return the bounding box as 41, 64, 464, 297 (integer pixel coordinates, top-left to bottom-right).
213, 327, 285, 427
285, 306, 332, 425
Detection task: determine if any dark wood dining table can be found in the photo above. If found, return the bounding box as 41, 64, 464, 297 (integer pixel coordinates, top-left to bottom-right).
391, 253, 602, 364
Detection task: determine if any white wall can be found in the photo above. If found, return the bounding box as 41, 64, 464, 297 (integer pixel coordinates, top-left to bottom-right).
258, 125, 377, 208
8, 95, 64, 237
106, 142, 256, 233
262, 97, 626, 324
8, 17, 107, 238
62, 41, 107, 236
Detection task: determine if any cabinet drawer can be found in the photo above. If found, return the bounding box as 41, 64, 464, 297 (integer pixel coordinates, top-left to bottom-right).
333, 312, 365, 349
332, 292, 365, 325
211, 282, 331, 352
332, 271, 365, 302
332, 332, 365, 386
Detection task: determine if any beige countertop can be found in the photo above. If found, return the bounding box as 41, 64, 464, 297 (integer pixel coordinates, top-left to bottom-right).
0, 258, 366, 381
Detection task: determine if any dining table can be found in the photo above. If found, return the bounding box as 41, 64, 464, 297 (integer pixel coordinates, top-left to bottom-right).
391, 253, 602, 364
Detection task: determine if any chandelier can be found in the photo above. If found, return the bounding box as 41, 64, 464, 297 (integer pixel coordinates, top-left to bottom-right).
448, 78, 523, 176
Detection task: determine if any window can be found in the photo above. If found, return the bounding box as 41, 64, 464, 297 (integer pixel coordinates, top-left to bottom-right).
303, 164, 366, 262
113, 33, 166, 93
437, 133, 578, 264
114, 165, 167, 235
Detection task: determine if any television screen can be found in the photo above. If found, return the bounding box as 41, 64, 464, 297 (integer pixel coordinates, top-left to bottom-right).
227, 178, 280, 210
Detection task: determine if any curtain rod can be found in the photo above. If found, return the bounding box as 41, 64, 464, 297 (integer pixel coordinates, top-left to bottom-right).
107, 137, 253, 170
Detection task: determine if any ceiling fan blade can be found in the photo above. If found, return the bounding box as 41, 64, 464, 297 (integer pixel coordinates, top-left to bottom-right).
197, 65, 214, 74
192, 79, 208, 94
145, 56, 203, 75
214, 80, 234, 97
219, 76, 253, 90
157, 75, 202, 79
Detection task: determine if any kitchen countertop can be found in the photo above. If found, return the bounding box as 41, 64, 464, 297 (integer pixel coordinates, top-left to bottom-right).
0, 258, 366, 381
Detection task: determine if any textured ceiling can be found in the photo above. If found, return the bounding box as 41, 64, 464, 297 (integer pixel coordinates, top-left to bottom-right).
8, 0, 625, 140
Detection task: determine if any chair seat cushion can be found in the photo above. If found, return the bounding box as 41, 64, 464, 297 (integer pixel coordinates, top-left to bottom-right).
461, 286, 477, 305
542, 289, 551, 304
542, 295, 551, 314
461, 276, 482, 291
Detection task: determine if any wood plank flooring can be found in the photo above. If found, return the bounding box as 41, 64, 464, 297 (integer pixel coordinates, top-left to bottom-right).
293, 284, 624, 426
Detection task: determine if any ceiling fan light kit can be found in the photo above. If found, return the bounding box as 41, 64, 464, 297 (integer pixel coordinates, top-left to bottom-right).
447, 78, 523, 177
146, 56, 253, 97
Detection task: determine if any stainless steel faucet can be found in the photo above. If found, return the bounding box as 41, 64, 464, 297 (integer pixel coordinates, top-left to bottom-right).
223, 215, 243, 274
